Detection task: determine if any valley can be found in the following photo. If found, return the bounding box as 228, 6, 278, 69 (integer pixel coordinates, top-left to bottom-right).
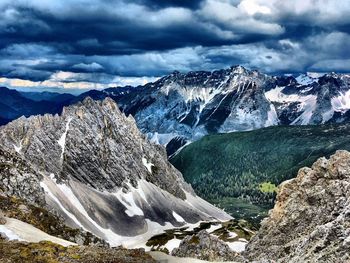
171, 123, 350, 224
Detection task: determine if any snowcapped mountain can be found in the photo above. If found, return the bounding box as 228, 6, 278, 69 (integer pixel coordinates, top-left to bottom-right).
268, 73, 350, 125
94, 67, 350, 155
98, 66, 280, 155
0, 97, 230, 248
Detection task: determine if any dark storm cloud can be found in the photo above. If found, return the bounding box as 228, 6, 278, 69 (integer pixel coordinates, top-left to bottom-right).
0, 0, 349, 87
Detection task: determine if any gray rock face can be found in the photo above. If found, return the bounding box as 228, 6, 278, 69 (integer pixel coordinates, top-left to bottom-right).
0, 147, 45, 205
172, 230, 241, 262
0, 209, 5, 225
245, 150, 350, 262
0, 97, 189, 198
0, 97, 231, 247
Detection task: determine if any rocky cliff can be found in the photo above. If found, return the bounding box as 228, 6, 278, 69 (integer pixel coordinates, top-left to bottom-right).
0, 147, 44, 206
0, 97, 230, 248
244, 150, 350, 262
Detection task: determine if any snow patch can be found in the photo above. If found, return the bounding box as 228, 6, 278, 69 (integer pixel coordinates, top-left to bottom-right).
296, 74, 317, 85
115, 184, 144, 217
331, 90, 350, 112
265, 86, 313, 103
172, 211, 185, 223
322, 109, 334, 123
265, 104, 279, 126
142, 157, 154, 174
0, 224, 24, 241
266, 86, 318, 125
291, 96, 317, 125
58, 117, 73, 159
162, 238, 182, 253
13, 142, 22, 154
228, 231, 238, 239
227, 239, 248, 253
3, 218, 76, 247
206, 224, 221, 233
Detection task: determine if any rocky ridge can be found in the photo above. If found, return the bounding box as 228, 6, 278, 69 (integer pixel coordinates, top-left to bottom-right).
0, 97, 231, 248
244, 150, 350, 262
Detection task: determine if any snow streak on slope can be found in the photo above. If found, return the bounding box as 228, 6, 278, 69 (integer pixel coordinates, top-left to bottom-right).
13, 142, 22, 153
332, 90, 350, 112
115, 183, 144, 217
265, 86, 318, 125
291, 96, 317, 125
265, 105, 279, 126
142, 157, 154, 174
40, 179, 86, 230
172, 211, 185, 223
58, 117, 73, 159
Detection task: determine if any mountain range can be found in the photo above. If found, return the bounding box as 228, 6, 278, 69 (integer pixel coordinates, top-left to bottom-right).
1, 66, 350, 155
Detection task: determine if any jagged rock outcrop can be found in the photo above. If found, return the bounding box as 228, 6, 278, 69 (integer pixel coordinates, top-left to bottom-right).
0, 97, 230, 247
0, 209, 5, 225
0, 97, 189, 198
172, 230, 242, 262
0, 147, 45, 205
245, 150, 350, 262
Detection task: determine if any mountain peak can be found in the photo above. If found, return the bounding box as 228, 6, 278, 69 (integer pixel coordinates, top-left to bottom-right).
0, 97, 231, 245
230, 65, 247, 74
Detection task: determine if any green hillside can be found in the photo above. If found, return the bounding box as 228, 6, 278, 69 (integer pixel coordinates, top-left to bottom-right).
171, 124, 350, 224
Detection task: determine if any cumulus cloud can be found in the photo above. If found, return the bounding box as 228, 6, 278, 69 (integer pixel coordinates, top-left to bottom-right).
72, 62, 104, 72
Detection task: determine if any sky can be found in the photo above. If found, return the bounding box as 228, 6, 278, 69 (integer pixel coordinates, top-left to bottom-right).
0, 0, 349, 92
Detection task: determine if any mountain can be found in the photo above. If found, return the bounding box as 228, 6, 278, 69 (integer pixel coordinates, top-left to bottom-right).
0, 87, 69, 125
266, 72, 350, 125
244, 150, 350, 262
76, 67, 350, 154
20, 91, 75, 103
78, 66, 279, 152
0, 97, 231, 248
170, 123, 350, 223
